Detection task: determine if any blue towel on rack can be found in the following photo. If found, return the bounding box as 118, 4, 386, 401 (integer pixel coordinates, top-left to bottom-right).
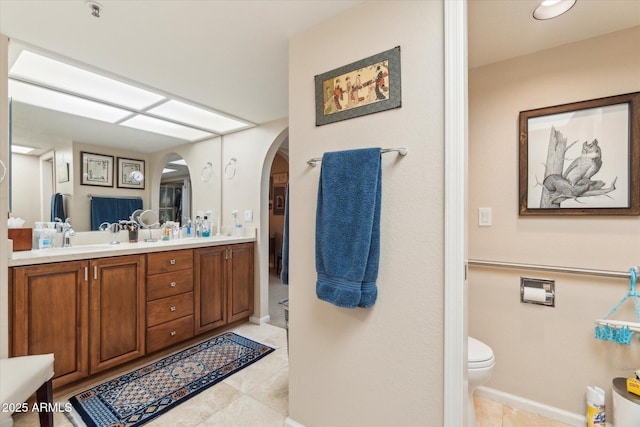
50, 193, 65, 222
280, 183, 290, 285
315, 148, 381, 308
90, 197, 142, 230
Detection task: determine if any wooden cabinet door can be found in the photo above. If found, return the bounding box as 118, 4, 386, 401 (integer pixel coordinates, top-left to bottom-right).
227, 243, 254, 323
89, 255, 145, 374
194, 246, 226, 334
11, 261, 89, 388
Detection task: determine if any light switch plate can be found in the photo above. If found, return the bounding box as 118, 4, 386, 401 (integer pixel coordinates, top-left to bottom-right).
478, 207, 492, 226
244, 210, 253, 222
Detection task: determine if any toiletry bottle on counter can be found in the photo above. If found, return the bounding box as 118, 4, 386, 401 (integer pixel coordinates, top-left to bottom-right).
195, 215, 202, 238
202, 214, 211, 237
162, 222, 172, 240
231, 210, 242, 236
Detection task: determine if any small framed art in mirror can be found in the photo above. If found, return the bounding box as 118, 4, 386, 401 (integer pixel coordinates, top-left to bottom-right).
81, 151, 113, 187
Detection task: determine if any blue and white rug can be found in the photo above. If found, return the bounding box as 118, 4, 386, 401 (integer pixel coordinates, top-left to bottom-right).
66, 332, 274, 427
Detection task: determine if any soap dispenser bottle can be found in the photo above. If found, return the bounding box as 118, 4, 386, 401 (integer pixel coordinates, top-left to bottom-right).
232, 210, 242, 236
202, 214, 211, 237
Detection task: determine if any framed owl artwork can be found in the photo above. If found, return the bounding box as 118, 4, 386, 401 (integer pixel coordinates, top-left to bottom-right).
519, 92, 639, 216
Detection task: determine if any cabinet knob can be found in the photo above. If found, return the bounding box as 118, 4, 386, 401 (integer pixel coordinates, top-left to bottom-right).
170, 306, 176, 312
170, 281, 177, 287
170, 331, 177, 336
170, 259, 176, 265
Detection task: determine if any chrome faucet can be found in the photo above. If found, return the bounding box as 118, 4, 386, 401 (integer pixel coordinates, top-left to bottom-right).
61, 218, 75, 247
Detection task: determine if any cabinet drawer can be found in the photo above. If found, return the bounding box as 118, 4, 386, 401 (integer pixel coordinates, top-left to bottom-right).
146, 315, 194, 354
147, 292, 194, 327
147, 250, 193, 275
147, 269, 193, 301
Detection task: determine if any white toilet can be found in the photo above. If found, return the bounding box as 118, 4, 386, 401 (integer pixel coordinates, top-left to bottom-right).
468, 337, 495, 427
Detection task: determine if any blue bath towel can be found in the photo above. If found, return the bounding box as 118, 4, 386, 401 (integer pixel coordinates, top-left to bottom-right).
90, 197, 143, 230
315, 148, 381, 308
280, 183, 290, 285
50, 193, 65, 222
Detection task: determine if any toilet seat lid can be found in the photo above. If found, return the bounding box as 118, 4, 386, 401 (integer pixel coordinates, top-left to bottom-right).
468, 337, 494, 368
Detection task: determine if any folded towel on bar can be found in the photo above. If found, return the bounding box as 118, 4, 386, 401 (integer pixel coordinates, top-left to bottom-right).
90, 196, 143, 230
50, 192, 65, 222
280, 183, 290, 285
315, 147, 381, 308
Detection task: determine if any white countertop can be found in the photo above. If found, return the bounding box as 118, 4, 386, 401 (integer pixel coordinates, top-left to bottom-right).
8, 235, 256, 267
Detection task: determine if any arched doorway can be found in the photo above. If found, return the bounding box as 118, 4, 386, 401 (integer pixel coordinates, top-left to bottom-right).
256, 128, 289, 326
267, 150, 288, 328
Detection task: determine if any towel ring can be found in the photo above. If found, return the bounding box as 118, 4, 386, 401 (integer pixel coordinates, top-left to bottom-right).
0, 159, 6, 183
200, 162, 212, 182
225, 158, 237, 179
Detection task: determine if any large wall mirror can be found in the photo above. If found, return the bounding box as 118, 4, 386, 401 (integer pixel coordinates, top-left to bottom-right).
7, 44, 206, 232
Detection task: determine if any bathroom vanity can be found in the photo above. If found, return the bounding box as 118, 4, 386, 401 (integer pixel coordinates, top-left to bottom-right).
7, 235, 255, 388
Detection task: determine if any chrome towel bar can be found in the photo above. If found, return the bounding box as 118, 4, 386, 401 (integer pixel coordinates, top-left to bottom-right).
306, 147, 408, 167
468, 259, 636, 280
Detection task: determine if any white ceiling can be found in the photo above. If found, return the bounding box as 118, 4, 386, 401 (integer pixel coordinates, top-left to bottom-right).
468, 0, 640, 69
1, 0, 639, 154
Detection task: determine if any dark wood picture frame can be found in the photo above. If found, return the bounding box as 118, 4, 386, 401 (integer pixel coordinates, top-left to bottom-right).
519, 92, 639, 216
273, 186, 286, 216
81, 151, 113, 187
315, 46, 401, 126
117, 157, 145, 189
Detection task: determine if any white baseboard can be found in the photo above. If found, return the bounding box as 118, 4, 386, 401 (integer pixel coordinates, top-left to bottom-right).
475, 386, 587, 427
249, 314, 270, 324
284, 417, 305, 427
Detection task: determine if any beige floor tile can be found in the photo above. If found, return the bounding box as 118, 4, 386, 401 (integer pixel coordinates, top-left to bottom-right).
198, 395, 285, 427
474, 396, 503, 427
222, 349, 288, 394
503, 405, 573, 427
246, 366, 289, 415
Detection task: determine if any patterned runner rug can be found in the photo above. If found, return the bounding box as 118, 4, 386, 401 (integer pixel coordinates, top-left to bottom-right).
66, 332, 274, 427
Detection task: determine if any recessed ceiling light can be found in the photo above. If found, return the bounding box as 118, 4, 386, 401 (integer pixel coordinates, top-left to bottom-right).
148, 100, 251, 134
9, 79, 133, 123
10, 50, 165, 109
120, 115, 215, 141
11, 144, 37, 154
533, 0, 576, 20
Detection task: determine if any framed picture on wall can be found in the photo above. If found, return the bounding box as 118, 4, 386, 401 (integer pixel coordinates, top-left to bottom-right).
519, 91, 639, 216
117, 157, 145, 189
81, 151, 113, 187
273, 186, 286, 215
273, 172, 288, 186
315, 46, 401, 126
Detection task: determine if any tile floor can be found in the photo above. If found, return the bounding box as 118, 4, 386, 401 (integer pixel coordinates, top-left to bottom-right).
474, 396, 574, 427
9, 321, 574, 427
10, 322, 289, 427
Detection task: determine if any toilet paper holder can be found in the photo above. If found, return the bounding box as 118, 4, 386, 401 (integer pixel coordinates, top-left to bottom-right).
520, 277, 555, 307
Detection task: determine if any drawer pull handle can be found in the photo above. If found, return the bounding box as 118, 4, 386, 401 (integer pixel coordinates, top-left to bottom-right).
170, 259, 176, 265
170, 331, 177, 337
170, 306, 176, 312
170, 281, 177, 287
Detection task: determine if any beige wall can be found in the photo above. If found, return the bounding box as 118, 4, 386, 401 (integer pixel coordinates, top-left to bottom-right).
9, 153, 40, 226
288, 2, 445, 426
469, 26, 640, 415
